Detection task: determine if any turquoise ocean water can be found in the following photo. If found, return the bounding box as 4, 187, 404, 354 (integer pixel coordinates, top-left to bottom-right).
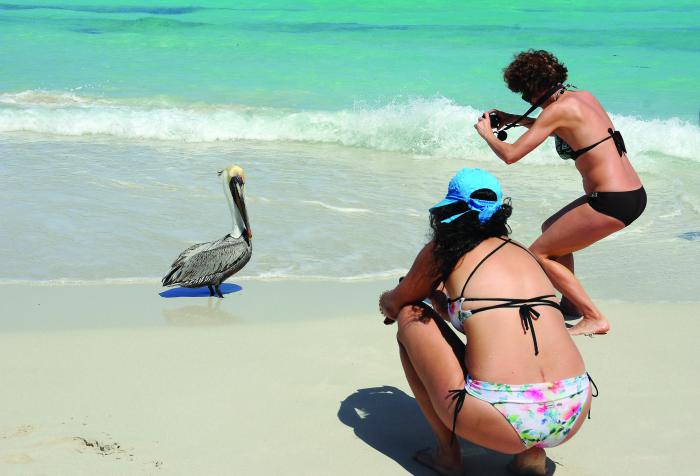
1, 1, 699, 302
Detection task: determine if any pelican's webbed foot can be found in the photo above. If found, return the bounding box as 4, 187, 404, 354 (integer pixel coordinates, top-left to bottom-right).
215, 285, 224, 298
207, 285, 215, 297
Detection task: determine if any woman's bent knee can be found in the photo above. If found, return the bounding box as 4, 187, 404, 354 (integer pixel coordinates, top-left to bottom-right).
396, 304, 435, 342
541, 218, 552, 233
541, 210, 562, 232
396, 305, 424, 333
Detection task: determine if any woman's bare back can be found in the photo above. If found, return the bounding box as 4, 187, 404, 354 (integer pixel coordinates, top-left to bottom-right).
443, 237, 585, 384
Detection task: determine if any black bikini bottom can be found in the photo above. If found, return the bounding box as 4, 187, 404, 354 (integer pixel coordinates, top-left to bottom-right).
587, 186, 646, 226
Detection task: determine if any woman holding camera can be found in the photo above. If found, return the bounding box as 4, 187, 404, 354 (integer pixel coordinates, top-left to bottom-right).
474, 50, 645, 336
379, 168, 592, 476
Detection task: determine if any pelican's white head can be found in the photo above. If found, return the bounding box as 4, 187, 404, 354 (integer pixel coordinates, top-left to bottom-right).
223, 165, 245, 182
219, 165, 251, 240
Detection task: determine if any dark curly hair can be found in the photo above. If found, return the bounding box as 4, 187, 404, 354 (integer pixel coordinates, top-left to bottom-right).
429, 189, 512, 283
503, 50, 568, 102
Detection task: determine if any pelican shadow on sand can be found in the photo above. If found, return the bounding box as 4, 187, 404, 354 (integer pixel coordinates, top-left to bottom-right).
338, 386, 558, 475
159, 283, 242, 298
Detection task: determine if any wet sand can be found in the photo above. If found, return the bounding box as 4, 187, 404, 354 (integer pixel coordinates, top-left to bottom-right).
0, 282, 695, 475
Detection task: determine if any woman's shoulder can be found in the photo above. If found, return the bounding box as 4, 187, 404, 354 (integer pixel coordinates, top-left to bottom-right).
543, 92, 589, 127
570, 89, 593, 98
445, 237, 504, 279
561, 91, 611, 130
445, 236, 545, 293
565, 90, 603, 110
454, 236, 519, 268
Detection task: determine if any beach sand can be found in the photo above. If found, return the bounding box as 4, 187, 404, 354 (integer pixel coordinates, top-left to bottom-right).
0, 281, 696, 475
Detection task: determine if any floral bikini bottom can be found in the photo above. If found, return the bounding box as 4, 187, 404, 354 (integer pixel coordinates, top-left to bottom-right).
451, 373, 591, 449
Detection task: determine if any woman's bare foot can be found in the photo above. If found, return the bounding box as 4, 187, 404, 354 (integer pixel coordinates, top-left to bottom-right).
507, 447, 546, 476
568, 315, 610, 336
414, 446, 464, 476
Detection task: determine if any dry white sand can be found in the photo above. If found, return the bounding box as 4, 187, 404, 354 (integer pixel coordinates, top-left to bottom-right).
0, 281, 696, 475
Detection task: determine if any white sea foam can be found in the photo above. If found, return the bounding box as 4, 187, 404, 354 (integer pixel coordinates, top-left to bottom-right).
239, 269, 408, 282
0, 277, 163, 286
301, 200, 372, 214
0, 270, 408, 286
0, 90, 94, 106
1, 90, 697, 163
610, 113, 700, 163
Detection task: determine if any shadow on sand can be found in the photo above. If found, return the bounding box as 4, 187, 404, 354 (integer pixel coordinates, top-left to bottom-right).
338, 386, 557, 475
158, 283, 242, 298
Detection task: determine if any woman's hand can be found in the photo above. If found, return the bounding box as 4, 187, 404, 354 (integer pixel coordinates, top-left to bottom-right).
379, 289, 400, 324
488, 109, 510, 130
474, 111, 495, 140
379, 242, 442, 325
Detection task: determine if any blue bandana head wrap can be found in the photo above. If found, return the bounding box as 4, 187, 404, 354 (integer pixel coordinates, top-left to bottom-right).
430, 168, 503, 224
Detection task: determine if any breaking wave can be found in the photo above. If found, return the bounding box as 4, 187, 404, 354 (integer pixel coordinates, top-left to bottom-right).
1, 90, 698, 162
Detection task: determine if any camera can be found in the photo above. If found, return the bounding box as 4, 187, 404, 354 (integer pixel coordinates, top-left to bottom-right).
483, 111, 508, 141
488, 112, 501, 129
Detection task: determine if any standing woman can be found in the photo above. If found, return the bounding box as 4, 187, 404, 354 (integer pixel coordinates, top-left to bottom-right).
474, 50, 646, 336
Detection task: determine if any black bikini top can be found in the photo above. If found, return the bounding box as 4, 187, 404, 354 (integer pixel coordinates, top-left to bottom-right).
555, 128, 627, 161
496, 83, 627, 162
447, 237, 562, 356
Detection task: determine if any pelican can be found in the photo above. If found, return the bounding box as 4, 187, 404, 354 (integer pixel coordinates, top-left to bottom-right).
162, 165, 252, 298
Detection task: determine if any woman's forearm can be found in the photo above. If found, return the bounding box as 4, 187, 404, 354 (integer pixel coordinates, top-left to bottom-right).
483, 132, 519, 164
380, 242, 441, 321
504, 112, 536, 129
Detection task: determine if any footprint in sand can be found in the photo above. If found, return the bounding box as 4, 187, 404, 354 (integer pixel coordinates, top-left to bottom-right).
73, 437, 124, 456
0, 425, 34, 440
1, 453, 33, 464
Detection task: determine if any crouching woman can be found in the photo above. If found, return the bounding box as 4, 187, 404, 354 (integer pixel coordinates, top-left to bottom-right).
379, 168, 592, 476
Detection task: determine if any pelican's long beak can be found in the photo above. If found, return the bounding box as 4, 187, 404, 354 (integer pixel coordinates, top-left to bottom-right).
229, 175, 252, 241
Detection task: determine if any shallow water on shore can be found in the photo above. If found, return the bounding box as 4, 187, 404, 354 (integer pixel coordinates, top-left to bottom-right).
2, 130, 698, 303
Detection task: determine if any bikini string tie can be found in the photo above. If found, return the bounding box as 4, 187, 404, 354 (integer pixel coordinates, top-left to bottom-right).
519, 304, 540, 356
609, 128, 627, 156
447, 388, 468, 445
586, 372, 599, 419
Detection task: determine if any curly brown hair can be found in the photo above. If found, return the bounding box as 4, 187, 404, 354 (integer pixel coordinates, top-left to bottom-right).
503, 50, 568, 102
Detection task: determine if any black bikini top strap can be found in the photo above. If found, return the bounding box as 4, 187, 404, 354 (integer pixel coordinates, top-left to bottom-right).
570, 128, 626, 160
462, 295, 558, 305
497, 236, 545, 268
497, 236, 530, 254
457, 239, 512, 299
460, 297, 560, 356
570, 134, 612, 160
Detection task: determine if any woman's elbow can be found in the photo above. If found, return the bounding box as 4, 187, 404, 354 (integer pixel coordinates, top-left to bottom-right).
502, 156, 515, 165
502, 153, 520, 165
